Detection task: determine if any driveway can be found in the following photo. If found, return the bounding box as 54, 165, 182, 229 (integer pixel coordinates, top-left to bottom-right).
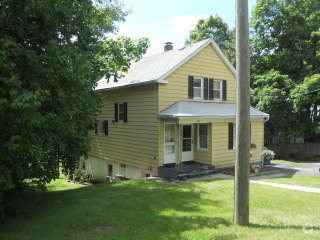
268, 162, 320, 177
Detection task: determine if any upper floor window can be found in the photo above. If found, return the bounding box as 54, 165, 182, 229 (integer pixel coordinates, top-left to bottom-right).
188, 76, 227, 101
114, 102, 127, 122
213, 80, 222, 100
95, 120, 108, 135
193, 77, 203, 99
118, 103, 124, 121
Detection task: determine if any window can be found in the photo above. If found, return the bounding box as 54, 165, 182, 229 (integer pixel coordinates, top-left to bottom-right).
165, 124, 175, 154
189, 76, 227, 101
108, 164, 113, 177
198, 124, 208, 150
114, 102, 127, 122
96, 120, 108, 135
118, 103, 124, 121
193, 77, 203, 99
213, 80, 222, 100
228, 123, 236, 149
233, 123, 236, 149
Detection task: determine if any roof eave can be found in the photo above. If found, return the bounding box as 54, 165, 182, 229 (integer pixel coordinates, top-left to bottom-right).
95, 79, 159, 92
158, 114, 269, 118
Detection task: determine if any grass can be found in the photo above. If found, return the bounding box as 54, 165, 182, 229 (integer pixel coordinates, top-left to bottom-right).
272, 159, 307, 165
46, 175, 88, 192
272, 156, 320, 165
1, 177, 320, 240
259, 175, 320, 189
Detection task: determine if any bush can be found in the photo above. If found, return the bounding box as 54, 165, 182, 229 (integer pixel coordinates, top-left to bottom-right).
74, 170, 92, 184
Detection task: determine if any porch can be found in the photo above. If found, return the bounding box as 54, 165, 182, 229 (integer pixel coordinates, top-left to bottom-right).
158, 161, 218, 180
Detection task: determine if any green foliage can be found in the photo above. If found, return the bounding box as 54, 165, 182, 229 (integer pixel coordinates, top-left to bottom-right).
251, 0, 320, 142
98, 37, 149, 81
251, 70, 298, 141
185, 15, 235, 65
291, 74, 320, 140
251, 0, 320, 80
0, 0, 148, 221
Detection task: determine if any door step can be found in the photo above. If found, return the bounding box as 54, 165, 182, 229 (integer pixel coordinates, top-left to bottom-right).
158, 163, 219, 180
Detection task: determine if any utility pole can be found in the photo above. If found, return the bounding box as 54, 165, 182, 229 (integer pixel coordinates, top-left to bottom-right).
234, 0, 250, 225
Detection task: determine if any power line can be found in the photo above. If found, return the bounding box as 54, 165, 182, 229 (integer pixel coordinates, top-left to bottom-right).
254, 87, 320, 98
279, 66, 320, 91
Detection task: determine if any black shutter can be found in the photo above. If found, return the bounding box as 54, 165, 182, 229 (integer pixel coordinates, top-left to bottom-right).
222, 80, 227, 101
204, 78, 208, 99
103, 120, 108, 135
209, 78, 213, 100
228, 123, 233, 150
188, 76, 194, 99
114, 103, 118, 122
123, 102, 128, 122
94, 123, 97, 134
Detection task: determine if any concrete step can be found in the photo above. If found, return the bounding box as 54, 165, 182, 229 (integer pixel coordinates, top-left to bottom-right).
184, 169, 219, 179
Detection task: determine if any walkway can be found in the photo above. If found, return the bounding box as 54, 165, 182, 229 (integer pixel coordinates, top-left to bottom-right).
251, 180, 320, 194
268, 162, 320, 176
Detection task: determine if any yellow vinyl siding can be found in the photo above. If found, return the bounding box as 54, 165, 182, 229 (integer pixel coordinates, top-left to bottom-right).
212, 123, 235, 168
250, 121, 264, 163
159, 44, 236, 111
90, 84, 159, 175
158, 119, 164, 166
212, 121, 265, 168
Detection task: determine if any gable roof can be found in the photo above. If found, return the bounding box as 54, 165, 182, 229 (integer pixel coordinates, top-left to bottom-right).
96, 38, 236, 91
159, 101, 269, 118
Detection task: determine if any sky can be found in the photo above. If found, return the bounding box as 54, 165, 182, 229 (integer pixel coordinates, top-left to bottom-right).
112, 0, 257, 56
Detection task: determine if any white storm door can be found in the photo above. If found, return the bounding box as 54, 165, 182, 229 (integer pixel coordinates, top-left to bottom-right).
164, 123, 176, 164
182, 125, 194, 162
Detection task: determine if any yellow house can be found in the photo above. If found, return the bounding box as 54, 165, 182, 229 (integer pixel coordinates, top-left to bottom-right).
85, 38, 269, 180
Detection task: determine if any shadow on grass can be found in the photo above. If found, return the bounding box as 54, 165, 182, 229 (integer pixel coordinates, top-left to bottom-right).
250, 223, 320, 231
0, 179, 233, 240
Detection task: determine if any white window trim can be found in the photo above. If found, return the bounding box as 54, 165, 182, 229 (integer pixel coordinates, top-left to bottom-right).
118, 102, 124, 122
213, 80, 223, 101
198, 123, 208, 151
193, 77, 203, 100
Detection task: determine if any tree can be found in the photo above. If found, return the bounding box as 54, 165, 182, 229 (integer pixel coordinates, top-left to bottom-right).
251, 0, 320, 80
251, 70, 298, 143
185, 15, 236, 65
0, 0, 148, 220
291, 74, 320, 141
250, 0, 320, 142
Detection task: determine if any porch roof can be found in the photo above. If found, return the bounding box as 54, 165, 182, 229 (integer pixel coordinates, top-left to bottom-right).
158, 101, 269, 118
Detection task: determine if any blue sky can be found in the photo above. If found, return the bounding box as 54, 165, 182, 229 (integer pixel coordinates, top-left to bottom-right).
112, 0, 257, 56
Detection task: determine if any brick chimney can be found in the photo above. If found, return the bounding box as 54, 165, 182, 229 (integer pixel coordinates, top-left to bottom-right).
164, 42, 173, 52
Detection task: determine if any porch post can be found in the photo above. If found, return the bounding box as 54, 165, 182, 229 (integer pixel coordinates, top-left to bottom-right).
175, 123, 182, 169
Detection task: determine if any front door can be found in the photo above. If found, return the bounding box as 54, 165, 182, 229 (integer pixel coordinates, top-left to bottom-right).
182, 125, 194, 162
164, 123, 176, 164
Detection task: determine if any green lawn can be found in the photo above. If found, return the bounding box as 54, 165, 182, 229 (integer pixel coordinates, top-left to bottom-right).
259, 175, 320, 189
272, 159, 315, 165
272, 156, 320, 165
1, 177, 320, 240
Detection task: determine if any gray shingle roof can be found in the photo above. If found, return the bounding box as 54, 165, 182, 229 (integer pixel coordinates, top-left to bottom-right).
159, 101, 269, 118
96, 38, 235, 90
